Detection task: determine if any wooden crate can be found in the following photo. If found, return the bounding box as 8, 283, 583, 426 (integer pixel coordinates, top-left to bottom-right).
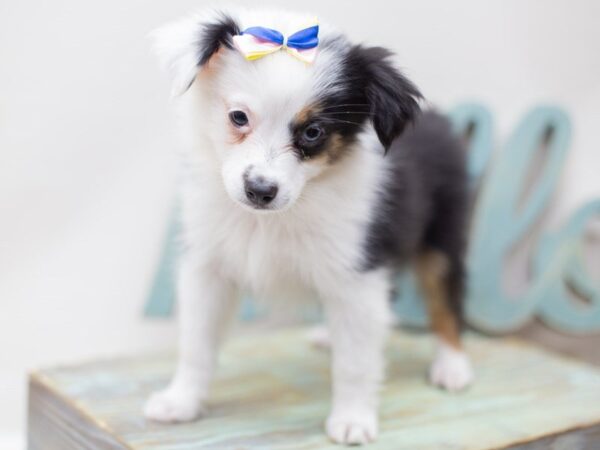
28, 328, 600, 449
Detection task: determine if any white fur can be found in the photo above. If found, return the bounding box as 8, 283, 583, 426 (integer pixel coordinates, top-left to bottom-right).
144, 8, 472, 445
429, 340, 475, 392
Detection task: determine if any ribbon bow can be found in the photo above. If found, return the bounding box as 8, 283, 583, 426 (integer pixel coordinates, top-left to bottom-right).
232, 24, 319, 64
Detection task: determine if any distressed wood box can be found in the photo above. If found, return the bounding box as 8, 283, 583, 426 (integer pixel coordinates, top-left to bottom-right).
28, 328, 600, 449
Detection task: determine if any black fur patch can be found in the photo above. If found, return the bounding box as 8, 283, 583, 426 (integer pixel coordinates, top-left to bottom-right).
363, 111, 468, 267
198, 14, 240, 67
289, 42, 422, 160
291, 42, 422, 160
350, 46, 422, 150
362, 110, 469, 326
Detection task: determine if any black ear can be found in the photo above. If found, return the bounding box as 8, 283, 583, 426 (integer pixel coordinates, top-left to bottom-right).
350, 46, 422, 150
197, 14, 240, 67
153, 12, 240, 96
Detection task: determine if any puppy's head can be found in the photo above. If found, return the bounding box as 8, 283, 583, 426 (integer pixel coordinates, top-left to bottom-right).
154, 9, 421, 212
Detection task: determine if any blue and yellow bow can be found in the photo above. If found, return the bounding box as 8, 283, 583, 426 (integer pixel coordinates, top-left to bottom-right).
232, 23, 319, 63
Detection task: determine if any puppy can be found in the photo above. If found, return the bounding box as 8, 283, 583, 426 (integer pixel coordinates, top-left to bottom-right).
144, 8, 474, 445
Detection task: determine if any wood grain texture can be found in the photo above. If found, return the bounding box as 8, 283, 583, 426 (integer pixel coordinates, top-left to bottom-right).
28, 376, 129, 450
505, 424, 600, 450
28, 328, 600, 449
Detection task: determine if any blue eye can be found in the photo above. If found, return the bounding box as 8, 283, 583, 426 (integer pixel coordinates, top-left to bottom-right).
303, 124, 323, 142
229, 110, 249, 127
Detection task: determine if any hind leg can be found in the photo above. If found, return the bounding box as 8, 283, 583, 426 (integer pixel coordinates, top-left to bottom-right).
416, 249, 474, 391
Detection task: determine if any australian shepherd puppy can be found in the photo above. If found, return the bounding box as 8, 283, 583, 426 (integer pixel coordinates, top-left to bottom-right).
144, 7, 474, 445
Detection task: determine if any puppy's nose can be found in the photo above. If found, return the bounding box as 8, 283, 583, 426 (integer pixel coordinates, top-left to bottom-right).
244, 178, 278, 206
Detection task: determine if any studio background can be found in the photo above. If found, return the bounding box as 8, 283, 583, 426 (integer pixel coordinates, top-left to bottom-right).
1, 0, 599, 446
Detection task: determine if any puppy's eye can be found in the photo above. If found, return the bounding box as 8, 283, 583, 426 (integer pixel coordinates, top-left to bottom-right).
303, 124, 323, 142
229, 110, 249, 127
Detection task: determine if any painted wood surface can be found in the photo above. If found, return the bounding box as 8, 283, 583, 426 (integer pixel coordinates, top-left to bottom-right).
29, 328, 600, 449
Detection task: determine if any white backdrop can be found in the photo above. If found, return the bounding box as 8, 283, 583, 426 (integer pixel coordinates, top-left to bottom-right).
1, 0, 599, 445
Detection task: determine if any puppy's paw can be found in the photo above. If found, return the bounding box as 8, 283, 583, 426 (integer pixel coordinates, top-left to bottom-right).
326, 408, 378, 445
143, 387, 204, 423
429, 343, 474, 392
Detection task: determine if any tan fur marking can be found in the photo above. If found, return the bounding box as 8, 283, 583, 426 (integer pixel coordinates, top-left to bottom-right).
325, 133, 346, 163
416, 250, 461, 349
302, 132, 348, 166
294, 103, 321, 125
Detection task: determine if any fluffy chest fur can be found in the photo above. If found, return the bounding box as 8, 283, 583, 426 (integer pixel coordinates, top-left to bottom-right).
180, 131, 387, 300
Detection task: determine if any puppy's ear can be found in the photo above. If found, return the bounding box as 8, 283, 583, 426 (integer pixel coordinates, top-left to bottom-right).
350, 46, 422, 150
152, 12, 240, 96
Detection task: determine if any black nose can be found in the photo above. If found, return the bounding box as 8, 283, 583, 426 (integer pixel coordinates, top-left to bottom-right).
244, 178, 278, 207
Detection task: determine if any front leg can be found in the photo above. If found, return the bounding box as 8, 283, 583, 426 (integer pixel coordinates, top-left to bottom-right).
321, 270, 391, 445
144, 258, 237, 422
